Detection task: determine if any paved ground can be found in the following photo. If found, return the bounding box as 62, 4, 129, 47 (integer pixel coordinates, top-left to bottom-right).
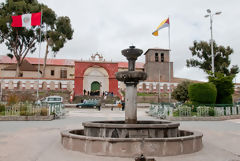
0, 108, 240, 161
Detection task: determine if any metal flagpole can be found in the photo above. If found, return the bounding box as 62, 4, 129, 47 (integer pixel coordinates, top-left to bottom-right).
158, 69, 161, 103
168, 17, 171, 103
37, 9, 43, 101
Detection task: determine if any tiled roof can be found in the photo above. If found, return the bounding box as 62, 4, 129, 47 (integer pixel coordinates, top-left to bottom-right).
118, 62, 144, 69
2, 60, 38, 71
0, 55, 75, 66
0, 55, 145, 69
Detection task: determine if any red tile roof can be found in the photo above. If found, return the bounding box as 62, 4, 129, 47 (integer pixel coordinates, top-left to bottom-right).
0, 55, 145, 69
118, 62, 144, 69
0, 55, 75, 66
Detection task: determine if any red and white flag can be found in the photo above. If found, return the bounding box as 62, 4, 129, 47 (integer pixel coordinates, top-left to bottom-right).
11, 12, 41, 28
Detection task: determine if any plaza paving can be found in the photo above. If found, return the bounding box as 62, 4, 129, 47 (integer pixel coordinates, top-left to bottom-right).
0, 108, 240, 161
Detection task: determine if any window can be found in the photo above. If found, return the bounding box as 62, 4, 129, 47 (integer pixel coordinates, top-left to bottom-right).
155, 53, 159, 62
60, 69, 67, 78
51, 70, 55, 76
161, 53, 164, 62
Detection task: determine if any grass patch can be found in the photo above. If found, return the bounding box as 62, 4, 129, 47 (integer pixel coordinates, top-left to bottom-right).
137, 93, 156, 96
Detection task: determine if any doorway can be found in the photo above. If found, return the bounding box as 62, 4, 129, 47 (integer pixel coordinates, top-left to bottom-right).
91, 81, 100, 96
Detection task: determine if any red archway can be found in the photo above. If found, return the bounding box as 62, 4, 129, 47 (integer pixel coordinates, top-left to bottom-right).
74, 61, 119, 96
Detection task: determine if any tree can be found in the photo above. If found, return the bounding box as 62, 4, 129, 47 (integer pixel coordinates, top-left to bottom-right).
186, 40, 239, 76
172, 81, 191, 103
42, 14, 73, 77
0, 0, 43, 77
208, 72, 234, 104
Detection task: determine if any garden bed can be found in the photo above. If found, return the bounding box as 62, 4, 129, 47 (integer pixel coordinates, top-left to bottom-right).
0, 115, 54, 121
167, 115, 240, 121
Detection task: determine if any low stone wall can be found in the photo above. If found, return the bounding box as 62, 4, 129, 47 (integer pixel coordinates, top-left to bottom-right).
0, 115, 54, 121
61, 129, 203, 157
167, 115, 240, 121
137, 96, 170, 103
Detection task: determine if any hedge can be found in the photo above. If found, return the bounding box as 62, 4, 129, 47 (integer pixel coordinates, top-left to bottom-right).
188, 83, 217, 104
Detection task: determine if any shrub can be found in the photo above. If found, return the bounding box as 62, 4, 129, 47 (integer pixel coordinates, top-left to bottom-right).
0, 104, 5, 112
19, 93, 35, 103
209, 107, 215, 116
40, 108, 48, 116
188, 83, 217, 104
20, 105, 27, 116
208, 73, 234, 104
172, 81, 191, 103
7, 94, 19, 106
173, 109, 179, 117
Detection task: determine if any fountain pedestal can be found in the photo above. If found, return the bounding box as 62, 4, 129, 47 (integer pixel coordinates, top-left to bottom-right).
125, 84, 137, 123
116, 46, 147, 124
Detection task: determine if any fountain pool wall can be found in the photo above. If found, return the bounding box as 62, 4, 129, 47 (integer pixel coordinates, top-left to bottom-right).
61, 129, 203, 157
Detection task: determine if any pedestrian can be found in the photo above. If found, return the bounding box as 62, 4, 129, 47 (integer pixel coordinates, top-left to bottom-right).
96, 99, 101, 111
121, 100, 125, 111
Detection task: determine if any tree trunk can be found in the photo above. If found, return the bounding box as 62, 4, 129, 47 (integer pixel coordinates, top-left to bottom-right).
42, 39, 49, 78
15, 61, 21, 77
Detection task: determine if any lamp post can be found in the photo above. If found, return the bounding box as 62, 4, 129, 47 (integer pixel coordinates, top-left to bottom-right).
204, 9, 222, 74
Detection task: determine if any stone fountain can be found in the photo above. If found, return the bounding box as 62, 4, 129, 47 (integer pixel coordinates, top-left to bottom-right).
61, 46, 203, 157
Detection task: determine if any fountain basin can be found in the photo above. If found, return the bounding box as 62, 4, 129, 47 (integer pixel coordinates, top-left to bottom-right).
83, 120, 180, 138
116, 71, 147, 83
61, 129, 203, 157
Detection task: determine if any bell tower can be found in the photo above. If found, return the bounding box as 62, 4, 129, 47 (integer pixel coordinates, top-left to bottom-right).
144, 48, 173, 82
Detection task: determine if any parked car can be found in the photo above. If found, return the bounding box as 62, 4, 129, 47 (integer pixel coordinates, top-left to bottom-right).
76, 99, 99, 108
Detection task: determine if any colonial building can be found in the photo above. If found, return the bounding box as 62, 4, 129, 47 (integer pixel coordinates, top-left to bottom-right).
0, 48, 185, 98
0, 55, 75, 91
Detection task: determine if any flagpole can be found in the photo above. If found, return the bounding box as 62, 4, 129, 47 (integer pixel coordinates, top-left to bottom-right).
158, 69, 161, 103
168, 16, 171, 103
37, 9, 43, 101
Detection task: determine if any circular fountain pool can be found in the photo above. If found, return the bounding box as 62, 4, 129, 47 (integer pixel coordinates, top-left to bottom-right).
61, 120, 203, 157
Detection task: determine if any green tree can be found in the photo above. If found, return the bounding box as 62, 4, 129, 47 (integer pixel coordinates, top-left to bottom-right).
0, 0, 42, 76
186, 40, 239, 76
172, 81, 191, 103
42, 15, 73, 77
208, 72, 234, 104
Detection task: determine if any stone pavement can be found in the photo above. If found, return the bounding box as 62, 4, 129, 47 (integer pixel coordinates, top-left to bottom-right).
0, 108, 240, 161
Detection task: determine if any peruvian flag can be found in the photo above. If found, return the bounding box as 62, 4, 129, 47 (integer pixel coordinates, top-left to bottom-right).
11, 12, 41, 28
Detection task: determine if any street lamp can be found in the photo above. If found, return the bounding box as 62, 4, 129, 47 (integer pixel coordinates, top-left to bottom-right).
204, 9, 222, 74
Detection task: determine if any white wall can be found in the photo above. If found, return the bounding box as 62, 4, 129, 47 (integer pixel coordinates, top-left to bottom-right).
83, 67, 109, 93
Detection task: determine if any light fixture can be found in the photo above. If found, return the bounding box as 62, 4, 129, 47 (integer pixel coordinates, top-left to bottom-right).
207, 9, 211, 13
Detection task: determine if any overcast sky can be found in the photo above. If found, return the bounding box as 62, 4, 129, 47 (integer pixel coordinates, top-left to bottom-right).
0, 0, 240, 82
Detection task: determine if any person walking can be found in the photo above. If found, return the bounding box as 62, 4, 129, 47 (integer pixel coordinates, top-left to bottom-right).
96, 99, 102, 111
121, 99, 125, 111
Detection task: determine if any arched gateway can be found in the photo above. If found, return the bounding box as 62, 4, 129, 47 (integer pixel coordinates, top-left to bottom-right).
74, 58, 119, 96
83, 66, 109, 95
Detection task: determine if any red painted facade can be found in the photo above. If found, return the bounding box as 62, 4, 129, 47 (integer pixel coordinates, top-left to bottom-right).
74, 61, 119, 96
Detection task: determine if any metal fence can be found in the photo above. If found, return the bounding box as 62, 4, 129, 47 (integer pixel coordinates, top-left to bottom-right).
0, 102, 65, 117
148, 103, 240, 118
148, 103, 174, 119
